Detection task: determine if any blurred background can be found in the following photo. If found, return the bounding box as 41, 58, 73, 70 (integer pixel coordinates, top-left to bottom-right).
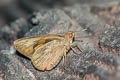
0, 0, 75, 27
0, 0, 118, 27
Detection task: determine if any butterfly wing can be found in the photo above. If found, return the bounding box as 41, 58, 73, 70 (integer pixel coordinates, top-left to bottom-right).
13, 35, 62, 59
31, 40, 66, 71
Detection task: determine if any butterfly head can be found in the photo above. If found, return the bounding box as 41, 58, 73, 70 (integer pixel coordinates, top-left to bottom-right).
65, 31, 74, 42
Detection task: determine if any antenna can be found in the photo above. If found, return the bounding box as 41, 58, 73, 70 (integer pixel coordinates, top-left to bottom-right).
57, 28, 88, 35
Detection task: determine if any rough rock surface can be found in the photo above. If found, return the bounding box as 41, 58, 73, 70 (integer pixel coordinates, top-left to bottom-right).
0, 0, 120, 80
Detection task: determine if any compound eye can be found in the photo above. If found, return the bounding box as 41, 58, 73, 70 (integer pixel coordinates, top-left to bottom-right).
68, 33, 73, 38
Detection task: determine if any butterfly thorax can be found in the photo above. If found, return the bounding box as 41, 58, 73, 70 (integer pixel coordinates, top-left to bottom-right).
62, 32, 74, 51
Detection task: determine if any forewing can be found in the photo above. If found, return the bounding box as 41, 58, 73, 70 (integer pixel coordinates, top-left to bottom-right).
31, 40, 65, 71
14, 35, 62, 59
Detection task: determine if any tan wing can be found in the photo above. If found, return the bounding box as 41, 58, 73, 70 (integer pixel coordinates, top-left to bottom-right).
31, 40, 66, 71
13, 35, 63, 59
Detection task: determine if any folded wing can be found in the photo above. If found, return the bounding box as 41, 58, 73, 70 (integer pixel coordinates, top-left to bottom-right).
14, 35, 62, 59
31, 40, 65, 71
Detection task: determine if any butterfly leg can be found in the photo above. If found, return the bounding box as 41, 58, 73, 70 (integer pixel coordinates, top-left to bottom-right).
62, 55, 65, 65
62, 49, 67, 65
70, 47, 78, 54
70, 42, 83, 53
